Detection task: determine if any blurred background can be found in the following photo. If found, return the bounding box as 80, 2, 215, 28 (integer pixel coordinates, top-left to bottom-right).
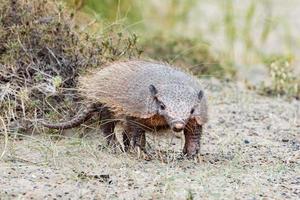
65, 0, 300, 89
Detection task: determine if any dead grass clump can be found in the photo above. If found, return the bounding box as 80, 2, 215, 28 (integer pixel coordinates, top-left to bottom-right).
0, 0, 141, 134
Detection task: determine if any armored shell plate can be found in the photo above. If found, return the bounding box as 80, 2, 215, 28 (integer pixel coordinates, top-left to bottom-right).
79, 60, 205, 120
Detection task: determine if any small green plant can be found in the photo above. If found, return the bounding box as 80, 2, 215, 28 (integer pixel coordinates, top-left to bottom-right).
52, 76, 63, 89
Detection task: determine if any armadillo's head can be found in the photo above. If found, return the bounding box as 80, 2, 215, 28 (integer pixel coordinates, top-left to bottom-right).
149, 84, 208, 132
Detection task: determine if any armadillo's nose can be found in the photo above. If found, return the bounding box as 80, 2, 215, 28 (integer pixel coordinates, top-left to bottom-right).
172, 122, 184, 132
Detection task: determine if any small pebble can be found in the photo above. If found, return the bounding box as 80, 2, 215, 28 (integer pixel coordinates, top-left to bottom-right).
218, 119, 225, 124
244, 139, 250, 144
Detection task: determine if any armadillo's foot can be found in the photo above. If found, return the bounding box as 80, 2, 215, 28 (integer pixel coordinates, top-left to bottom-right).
121, 120, 149, 159
121, 131, 147, 156
183, 122, 202, 159
132, 145, 152, 161
131, 132, 151, 160
132, 131, 146, 150
128, 133, 151, 160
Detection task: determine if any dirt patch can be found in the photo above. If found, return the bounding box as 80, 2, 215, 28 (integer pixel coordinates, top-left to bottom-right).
0, 80, 299, 199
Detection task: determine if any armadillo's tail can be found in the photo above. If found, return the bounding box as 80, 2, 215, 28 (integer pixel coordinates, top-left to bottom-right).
41, 103, 102, 129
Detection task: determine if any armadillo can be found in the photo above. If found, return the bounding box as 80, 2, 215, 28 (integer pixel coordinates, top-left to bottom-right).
42, 60, 208, 157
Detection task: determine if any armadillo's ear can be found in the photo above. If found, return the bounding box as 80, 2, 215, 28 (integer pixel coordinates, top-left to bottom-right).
198, 90, 204, 100
149, 84, 158, 97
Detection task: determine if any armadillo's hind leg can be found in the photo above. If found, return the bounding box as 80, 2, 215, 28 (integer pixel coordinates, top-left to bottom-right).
101, 120, 116, 146
99, 107, 117, 147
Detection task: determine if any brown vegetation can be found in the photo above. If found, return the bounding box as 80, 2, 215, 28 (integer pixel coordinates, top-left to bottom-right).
0, 0, 140, 134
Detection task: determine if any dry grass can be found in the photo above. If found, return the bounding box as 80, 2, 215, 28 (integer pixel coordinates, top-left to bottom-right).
0, 0, 141, 135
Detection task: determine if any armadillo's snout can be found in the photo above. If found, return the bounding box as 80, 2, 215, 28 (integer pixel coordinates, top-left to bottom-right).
172, 122, 185, 132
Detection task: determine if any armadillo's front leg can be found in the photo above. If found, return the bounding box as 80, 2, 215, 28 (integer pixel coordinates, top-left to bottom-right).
183, 119, 202, 158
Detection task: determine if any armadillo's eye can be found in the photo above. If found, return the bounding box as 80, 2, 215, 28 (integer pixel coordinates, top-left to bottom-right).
190, 108, 195, 114
160, 103, 166, 110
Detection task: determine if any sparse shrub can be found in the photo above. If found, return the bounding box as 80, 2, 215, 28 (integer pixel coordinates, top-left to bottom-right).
0, 0, 141, 134
260, 55, 299, 99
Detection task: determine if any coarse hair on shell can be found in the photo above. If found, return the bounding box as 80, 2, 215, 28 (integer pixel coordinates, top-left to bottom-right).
79, 60, 207, 123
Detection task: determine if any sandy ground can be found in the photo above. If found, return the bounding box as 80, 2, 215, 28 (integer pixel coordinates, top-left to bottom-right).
0, 80, 299, 200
